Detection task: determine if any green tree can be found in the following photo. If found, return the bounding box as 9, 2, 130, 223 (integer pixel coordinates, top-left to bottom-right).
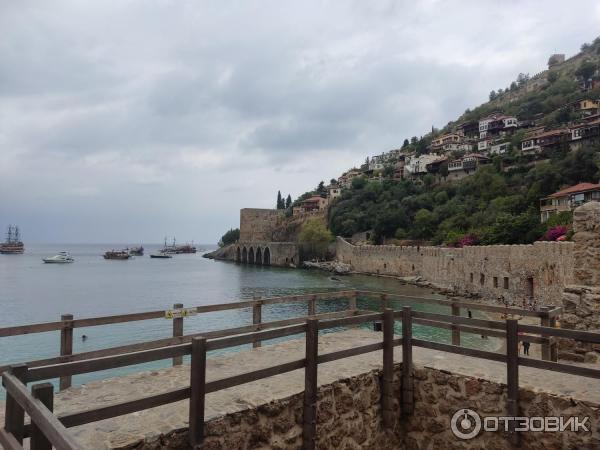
316, 181, 327, 196
575, 61, 597, 80
298, 219, 334, 260
547, 71, 559, 83
218, 228, 240, 247
412, 209, 436, 239
489, 90, 497, 101
351, 176, 367, 190
402, 138, 409, 148
276, 191, 285, 209
285, 194, 292, 209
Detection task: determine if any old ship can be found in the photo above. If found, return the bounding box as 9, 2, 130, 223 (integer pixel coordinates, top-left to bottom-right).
0, 225, 25, 254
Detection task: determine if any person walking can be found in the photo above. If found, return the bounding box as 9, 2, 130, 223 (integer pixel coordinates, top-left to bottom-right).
523, 339, 530, 356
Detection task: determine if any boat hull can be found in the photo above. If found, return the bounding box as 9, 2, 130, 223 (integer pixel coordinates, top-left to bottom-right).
43, 259, 74, 264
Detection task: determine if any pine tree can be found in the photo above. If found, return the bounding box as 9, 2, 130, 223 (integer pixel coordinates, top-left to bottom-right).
285, 194, 292, 209
276, 191, 284, 209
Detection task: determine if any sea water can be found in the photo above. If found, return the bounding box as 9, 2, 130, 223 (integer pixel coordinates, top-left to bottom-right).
0, 243, 495, 395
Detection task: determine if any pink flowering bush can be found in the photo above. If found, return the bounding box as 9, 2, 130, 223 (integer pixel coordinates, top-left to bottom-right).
457, 234, 478, 247
542, 226, 567, 241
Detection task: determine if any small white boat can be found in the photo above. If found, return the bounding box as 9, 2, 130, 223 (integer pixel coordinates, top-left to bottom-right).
43, 252, 74, 264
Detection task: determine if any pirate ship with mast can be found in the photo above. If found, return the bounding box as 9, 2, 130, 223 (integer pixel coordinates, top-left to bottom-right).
0, 225, 25, 254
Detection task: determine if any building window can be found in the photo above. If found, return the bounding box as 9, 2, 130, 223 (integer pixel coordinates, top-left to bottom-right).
503, 277, 509, 289
470, 273, 474, 283
493, 277, 498, 288
526, 277, 534, 299
480, 273, 485, 286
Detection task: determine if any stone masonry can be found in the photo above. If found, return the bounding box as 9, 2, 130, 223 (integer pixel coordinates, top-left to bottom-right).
559, 202, 600, 362
336, 237, 573, 307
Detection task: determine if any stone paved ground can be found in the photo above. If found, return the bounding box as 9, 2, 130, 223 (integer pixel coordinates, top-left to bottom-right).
1, 328, 599, 449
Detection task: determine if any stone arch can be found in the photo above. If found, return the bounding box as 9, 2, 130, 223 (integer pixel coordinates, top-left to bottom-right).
263, 247, 271, 265
255, 247, 262, 265
236, 247, 241, 262
248, 247, 255, 265
242, 247, 248, 263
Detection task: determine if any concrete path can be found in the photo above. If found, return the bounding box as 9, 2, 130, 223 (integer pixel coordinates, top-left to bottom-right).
1, 328, 599, 449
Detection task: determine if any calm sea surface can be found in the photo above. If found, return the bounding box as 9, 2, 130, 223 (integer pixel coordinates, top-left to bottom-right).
0, 243, 495, 396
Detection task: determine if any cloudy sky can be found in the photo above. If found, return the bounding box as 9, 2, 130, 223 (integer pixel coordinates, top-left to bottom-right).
1, 1, 599, 244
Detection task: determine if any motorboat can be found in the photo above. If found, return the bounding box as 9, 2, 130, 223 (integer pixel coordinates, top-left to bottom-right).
43, 252, 74, 264
150, 252, 173, 259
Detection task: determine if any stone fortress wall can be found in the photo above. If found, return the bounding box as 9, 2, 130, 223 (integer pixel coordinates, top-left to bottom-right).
145, 364, 598, 449
336, 237, 574, 307
240, 208, 282, 241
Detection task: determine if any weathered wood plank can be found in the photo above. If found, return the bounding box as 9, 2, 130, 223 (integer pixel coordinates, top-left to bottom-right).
518, 357, 600, 378
411, 310, 506, 331
303, 318, 318, 450
189, 337, 206, 448
4, 364, 28, 444
506, 319, 520, 446
172, 303, 184, 366
413, 318, 547, 344
252, 299, 262, 348
0, 427, 22, 450
357, 290, 546, 318
317, 312, 383, 329
317, 342, 385, 365
205, 359, 305, 394
411, 339, 507, 363
518, 323, 600, 343
382, 308, 394, 428
401, 307, 413, 415
30, 383, 53, 450
3, 373, 80, 450
59, 314, 74, 390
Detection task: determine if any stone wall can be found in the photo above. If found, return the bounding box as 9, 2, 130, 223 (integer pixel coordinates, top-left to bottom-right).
559, 203, 600, 360
130, 364, 599, 449
204, 241, 299, 267
336, 237, 574, 307
240, 208, 283, 242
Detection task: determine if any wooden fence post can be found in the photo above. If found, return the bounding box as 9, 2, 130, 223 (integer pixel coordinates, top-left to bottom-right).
380, 293, 389, 310
308, 295, 317, 317
3, 364, 28, 444
540, 306, 550, 361
189, 337, 207, 448
401, 307, 413, 415
348, 291, 357, 312
303, 318, 318, 450
382, 308, 394, 428
506, 319, 520, 447
548, 305, 558, 362
59, 314, 73, 390
30, 383, 54, 450
173, 303, 184, 366
253, 298, 262, 348
451, 303, 461, 346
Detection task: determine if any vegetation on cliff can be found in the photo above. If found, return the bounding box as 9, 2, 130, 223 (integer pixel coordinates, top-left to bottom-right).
298, 219, 334, 259
218, 228, 240, 247
328, 145, 598, 245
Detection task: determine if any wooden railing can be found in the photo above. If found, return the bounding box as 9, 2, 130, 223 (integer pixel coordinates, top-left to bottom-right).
2, 306, 600, 448
2, 290, 588, 449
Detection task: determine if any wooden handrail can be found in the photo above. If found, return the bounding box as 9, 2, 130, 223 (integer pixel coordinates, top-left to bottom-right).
3, 373, 80, 450
0, 291, 357, 338
356, 290, 562, 318
6, 304, 600, 449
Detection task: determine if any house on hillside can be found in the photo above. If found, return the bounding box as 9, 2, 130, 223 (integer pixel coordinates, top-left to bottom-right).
521, 128, 569, 155
569, 119, 600, 150
479, 113, 518, 139
404, 154, 444, 180
571, 99, 600, 117
293, 196, 328, 216
447, 153, 490, 181
456, 120, 479, 139
326, 184, 342, 202
539, 183, 600, 222
337, 169, 362, 189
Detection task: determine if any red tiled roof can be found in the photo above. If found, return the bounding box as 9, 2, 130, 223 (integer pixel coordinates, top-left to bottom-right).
547, 182, 600, 198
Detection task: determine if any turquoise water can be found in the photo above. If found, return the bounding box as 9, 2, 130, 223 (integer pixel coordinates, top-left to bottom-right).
0, 244, 495, 396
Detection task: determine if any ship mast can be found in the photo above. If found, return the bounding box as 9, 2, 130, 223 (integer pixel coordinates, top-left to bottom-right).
14, 226, 20, 242
6, 225, 13, 243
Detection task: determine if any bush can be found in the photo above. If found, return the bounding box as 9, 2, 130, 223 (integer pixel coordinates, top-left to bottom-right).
218, 228, 240, 247
298, 219, 334, 260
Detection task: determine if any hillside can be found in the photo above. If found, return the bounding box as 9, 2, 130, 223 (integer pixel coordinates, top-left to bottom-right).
306, 36, 600, 246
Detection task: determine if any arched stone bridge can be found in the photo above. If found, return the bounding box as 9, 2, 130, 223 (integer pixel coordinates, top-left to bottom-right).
205, 241, 299, 267
234, 242, 299, 267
